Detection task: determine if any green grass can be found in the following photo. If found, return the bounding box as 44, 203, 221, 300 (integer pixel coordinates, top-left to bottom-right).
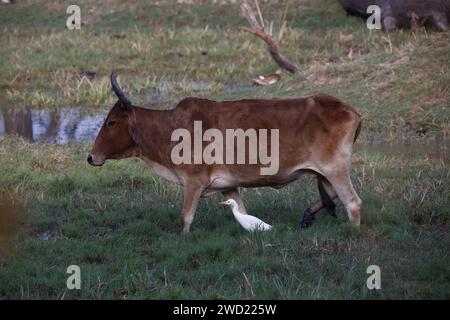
0, 0, 449, 299
0, 137, 448, 299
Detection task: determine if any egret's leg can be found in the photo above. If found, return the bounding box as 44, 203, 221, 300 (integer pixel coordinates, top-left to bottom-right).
222, 188, 247, 214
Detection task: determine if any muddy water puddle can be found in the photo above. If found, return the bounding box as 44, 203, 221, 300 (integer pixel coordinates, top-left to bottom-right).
0, 107, 106, 144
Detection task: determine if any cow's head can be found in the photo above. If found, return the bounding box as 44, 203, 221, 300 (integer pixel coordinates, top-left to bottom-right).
87, 71, 137, 166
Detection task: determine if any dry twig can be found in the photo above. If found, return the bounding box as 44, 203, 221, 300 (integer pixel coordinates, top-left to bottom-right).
240, 1, 300, 74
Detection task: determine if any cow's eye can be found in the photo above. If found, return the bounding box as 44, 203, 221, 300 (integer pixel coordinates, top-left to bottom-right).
106, 121, 116, 128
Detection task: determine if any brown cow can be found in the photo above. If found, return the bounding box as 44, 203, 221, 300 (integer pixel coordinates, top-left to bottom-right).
88, 71, 362, 233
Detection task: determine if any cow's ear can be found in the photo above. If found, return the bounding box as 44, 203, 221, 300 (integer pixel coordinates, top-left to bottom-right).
127, 114, 141, 145
111, 70, 132, 110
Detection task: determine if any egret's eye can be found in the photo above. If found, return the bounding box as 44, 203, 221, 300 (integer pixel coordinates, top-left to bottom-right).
106, 121, 116, 128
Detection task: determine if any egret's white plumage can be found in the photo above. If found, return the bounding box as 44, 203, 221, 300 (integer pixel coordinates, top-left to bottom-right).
219, 199, 272, 232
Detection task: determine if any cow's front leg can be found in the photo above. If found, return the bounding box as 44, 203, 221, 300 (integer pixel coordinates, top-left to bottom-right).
181, 184, 203, 233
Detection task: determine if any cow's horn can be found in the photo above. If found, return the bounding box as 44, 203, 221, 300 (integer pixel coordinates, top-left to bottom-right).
111, 70, 132, 109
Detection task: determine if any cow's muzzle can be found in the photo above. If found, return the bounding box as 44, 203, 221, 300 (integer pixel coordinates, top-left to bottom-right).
87, 154, 104, 166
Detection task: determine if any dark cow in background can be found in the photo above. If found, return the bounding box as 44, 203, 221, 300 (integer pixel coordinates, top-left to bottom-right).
337, 0, 450, 31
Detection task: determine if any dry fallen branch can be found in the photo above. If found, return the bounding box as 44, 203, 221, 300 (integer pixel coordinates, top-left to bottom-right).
240, 1, 300, 74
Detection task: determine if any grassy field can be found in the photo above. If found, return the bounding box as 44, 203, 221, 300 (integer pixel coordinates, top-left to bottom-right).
0, 0, 449, 299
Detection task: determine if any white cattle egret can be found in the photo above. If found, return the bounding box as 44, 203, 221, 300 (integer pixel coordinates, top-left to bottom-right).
219, 199, 272, 232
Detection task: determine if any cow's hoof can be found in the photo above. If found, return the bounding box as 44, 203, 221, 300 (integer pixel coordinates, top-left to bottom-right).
300, 208, 315, 229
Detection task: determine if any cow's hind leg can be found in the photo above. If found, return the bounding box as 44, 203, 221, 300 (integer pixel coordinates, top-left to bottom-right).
222, 188, 247, 214
432, 12, 449, 32
324, 168, 362, 227
300, 178, 337, 229
318, 178, 337, 217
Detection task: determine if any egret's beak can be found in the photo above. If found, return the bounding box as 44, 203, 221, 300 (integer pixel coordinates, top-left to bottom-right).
218, 201, 227, 206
